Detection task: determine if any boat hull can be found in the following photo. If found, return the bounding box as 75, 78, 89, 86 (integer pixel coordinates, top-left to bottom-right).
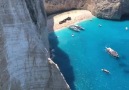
106, 47, 119, 58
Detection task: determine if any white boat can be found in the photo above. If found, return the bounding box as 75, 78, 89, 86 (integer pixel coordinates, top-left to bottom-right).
69, 25, 80, 32
101, 69, 110, 74
74, 25, 85, 30
98, 24, 102, 27
105, 47, 119, 58
125, 27, 128, 30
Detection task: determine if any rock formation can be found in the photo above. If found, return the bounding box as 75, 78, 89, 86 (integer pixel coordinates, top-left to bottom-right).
45, 0, 129, 20
87, 0, 122, 19
0, 0, 70, 90
45, 0, 87, 15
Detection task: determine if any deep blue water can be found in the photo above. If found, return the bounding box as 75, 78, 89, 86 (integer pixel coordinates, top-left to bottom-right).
49, 17, 129, 90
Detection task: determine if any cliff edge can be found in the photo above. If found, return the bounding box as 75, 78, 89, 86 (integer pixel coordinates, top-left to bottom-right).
0, 0, 70, 90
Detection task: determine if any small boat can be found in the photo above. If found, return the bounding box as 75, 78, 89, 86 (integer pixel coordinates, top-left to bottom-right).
101, 69, 110, 74
125, 27, 128, 30
71, 34, 74, 37
74, 25, 85, 30
98, 24, 102, 27
105, 47, 119, 58
69, 25, 80, 32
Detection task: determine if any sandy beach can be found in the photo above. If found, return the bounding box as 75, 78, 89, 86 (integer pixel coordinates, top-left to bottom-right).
47, 10, 94, 32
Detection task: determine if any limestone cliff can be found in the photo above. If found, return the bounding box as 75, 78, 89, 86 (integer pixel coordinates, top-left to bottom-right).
0, 0, 70, 90
45, 0, 87, 15
45, 0, 129, 20
86, 0, 122, 19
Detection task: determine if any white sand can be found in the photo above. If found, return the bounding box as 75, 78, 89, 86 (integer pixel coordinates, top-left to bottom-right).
47, 10, 94, 32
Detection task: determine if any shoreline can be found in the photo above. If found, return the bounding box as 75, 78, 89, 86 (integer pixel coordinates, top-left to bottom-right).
47, 10, 94, 33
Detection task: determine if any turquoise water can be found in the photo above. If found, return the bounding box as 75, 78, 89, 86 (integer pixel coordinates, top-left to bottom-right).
49, 17, 129, 90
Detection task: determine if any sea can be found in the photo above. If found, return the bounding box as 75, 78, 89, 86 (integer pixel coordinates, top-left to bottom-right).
49, 17, 129, 90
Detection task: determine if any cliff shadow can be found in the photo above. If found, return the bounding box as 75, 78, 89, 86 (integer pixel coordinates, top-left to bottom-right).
48, 16, 76, 90
120, 14, 129, 21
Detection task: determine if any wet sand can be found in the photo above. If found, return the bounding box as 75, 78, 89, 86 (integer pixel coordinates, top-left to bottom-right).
47, 10, 94, 32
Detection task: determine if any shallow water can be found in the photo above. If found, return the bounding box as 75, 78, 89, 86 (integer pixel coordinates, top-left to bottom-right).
49, 17, 129, 90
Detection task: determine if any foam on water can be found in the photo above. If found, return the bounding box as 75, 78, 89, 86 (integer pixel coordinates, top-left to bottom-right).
49, 17, 129, 90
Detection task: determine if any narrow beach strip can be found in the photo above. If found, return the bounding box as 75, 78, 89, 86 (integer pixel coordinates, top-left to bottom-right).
47, 10, 94, 32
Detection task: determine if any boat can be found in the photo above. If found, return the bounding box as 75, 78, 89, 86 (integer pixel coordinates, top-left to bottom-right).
125, 27, 128, 30
68, 25, 80, 32
105, 47, 119, 58
101, 69, 110, 74
74, 25, 85, 30
98, 24, 102, 27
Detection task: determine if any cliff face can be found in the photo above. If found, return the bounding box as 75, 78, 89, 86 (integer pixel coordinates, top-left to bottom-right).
45, 0, 129, 20
0, 0, 69, 90
87, 0, 122, 19
45, 0, 87, 15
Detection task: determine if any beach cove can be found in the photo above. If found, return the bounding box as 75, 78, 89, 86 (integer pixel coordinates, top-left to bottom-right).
47, 10, 94, 32
48, 10, 129, 90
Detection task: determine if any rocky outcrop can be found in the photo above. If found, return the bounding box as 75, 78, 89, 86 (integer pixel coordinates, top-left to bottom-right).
45, 0, 129, 20
0, 0, 70, 90
45, 0, 87, 15
88, 0, 129, 19
87, 0, 122, 19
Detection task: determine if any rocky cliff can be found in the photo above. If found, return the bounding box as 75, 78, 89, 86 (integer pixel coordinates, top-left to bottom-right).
45, 0, 129, 20
87, 0, 129, 19
0, 0, 70, 90
45, 0, 87, 15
